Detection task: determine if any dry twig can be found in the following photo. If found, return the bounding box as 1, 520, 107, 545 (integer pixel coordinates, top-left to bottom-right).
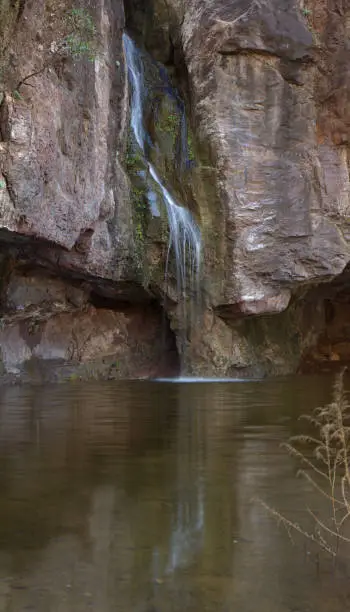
257, 368, 350, 560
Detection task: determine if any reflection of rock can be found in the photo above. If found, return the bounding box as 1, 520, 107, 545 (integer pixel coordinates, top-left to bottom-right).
0, 377, 341, 610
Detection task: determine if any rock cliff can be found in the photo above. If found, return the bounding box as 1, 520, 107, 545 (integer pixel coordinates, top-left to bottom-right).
1, 0, 350, 381
127, 0, 350, 376
0, 0, 178, 381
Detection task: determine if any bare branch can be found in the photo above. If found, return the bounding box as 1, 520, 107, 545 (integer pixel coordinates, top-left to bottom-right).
256, 498, 336, 557
16, 65, 47, 91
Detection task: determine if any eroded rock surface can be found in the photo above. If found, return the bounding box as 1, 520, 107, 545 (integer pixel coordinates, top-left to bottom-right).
0, 0, 133, 281
0, 0, 181, 381
2, 0, 350, 380
0, 271, 179, 383
125, 0, 350, 375
163, 0, 350, 309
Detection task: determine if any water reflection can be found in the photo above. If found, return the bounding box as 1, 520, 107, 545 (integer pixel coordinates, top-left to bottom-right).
0, 377, 349, 611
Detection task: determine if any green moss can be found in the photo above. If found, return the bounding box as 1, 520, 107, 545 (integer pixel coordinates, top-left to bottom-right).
125, 145, 144, 173
154, 99, 180, 165
187, 128, 196, 163
124, 131, 150, 271
63, 8, 97, 62
158, 109, 180, 144
133, 185, 148, 243
133, 185, 154, 274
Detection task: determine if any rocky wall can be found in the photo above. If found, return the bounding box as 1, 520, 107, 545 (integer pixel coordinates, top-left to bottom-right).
2, 0, 350, 380
0, 0, 179, 383
124, 0, 350, 376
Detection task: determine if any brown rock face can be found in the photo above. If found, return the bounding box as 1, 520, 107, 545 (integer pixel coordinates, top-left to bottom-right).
2, 0, 350, 379
0, 0, 181, 381
123, 0, 350, 375
180, 0, 350, 308
0, 271, 179, 383
0, 0, 133, 281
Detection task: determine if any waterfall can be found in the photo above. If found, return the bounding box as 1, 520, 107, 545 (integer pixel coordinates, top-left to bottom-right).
123, 33, 201, 334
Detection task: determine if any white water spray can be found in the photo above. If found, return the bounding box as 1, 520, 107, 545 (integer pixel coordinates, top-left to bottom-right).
123, 33, 201, 317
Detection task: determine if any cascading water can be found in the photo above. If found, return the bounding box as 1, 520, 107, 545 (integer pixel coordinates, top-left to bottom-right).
123, 33, 201, 341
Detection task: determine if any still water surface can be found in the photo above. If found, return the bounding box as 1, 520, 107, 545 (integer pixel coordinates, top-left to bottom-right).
0, 376, 349, 611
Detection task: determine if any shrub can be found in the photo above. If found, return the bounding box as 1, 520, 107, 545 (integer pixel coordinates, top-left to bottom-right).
5, 7, 98, 94
257, 369, 350, 560
63, 8, 97, 62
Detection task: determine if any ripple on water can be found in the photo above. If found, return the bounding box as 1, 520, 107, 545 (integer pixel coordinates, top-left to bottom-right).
0, 374, 348, 611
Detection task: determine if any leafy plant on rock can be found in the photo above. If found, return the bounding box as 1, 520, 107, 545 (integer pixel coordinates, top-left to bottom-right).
6, 7, 98, 95
63, 8, 97, 61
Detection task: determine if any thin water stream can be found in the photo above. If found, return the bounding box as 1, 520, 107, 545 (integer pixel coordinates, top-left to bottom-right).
0, 375, 349, 611
123, 33, 201, 314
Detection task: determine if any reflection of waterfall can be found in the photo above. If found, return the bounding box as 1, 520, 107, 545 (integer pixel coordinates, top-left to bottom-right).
167, 401, 205, 573
151, 394, 205, 579
166, 472, 204, 574
123, 34, 201, 329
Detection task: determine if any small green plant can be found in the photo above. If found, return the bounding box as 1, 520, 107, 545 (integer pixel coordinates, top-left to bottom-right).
164, 112, 180, 137
63, 8, 97, 62
302, 8, 312, 16
187, 130, 195, 164
125, 147, 144, 173
12, 89, 22, 100
11, 7, 98, 94
257, 369, 350, 560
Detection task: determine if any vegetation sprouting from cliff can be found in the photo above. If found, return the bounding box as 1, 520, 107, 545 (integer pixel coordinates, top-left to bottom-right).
0, 5, 98, 95
125, 131, 151, 270
123, 37, 198, 279
62, 8, 97, 61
